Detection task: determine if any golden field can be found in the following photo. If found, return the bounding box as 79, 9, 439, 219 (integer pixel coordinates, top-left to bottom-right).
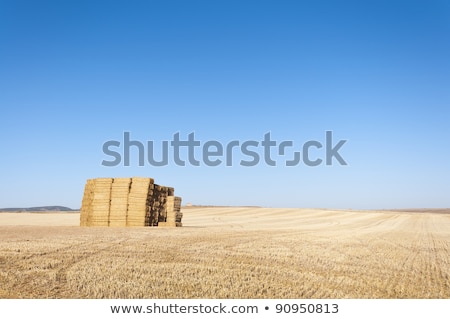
0, 207, 449, 298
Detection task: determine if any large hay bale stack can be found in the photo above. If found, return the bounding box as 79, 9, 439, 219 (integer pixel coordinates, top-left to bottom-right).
80, 177, 182, 227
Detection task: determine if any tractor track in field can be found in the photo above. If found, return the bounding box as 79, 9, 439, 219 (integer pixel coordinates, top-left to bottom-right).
5, 237, 133, 298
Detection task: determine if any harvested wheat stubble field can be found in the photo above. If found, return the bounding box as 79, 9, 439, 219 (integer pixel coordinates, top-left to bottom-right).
0, 207, 449, 298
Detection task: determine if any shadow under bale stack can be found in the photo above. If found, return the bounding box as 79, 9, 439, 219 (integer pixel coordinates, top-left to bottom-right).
80, 177, 182, 227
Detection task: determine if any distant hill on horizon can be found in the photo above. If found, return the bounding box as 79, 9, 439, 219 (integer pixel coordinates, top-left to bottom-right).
0, 206, 77, 212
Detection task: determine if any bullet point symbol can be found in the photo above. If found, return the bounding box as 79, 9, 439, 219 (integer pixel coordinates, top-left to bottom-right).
265, 306, 269, 310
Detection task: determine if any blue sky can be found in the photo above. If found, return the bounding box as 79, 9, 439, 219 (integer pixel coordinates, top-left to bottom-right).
1, 0, 449, 209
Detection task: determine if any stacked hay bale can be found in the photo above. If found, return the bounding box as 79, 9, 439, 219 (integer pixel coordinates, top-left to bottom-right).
150, 185, 169, 225
159, 196, 182, 227
80, 179, 94, 226
90, 178, 113, 226
80, 177, 181, 227
175, 197, 183, 227
109, 178, 131, 227
127, 177, 154, 227
163, 187, 175, 223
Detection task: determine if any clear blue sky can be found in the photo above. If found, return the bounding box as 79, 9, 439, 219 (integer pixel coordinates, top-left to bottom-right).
1, 0, 449, 209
